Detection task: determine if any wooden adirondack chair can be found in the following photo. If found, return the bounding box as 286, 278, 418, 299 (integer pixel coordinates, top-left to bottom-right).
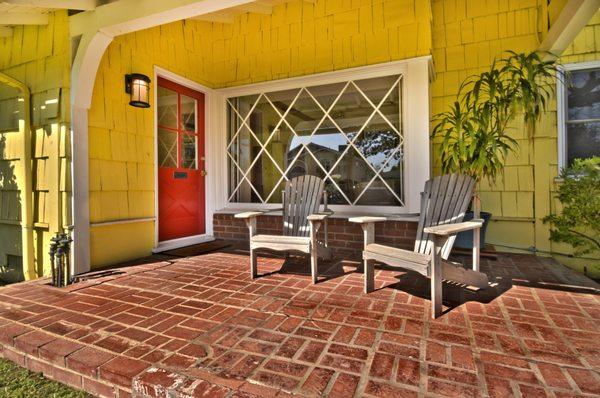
235, 175, 332, 283
349, 174, 489, 318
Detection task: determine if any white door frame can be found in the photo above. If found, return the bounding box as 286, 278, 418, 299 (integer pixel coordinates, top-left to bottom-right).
152, 66, 216, 253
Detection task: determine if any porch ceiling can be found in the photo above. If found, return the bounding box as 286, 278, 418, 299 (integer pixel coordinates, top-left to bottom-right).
68, 0, 316, 38
188, 0, 309, 24
0, 251, 598, 396
0, 0, 99, 37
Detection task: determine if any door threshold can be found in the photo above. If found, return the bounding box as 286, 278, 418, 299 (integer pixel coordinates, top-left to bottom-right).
153, 234, 214, 253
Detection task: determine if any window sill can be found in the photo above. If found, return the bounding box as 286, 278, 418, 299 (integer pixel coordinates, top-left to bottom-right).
215, 208, 420, 222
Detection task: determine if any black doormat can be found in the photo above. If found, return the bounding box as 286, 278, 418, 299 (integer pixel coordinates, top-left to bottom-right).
162, 240, 232, 257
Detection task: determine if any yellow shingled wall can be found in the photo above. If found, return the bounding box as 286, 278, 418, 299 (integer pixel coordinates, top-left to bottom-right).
209, 0, 432, 87
551, 9, 600, 277
432, 4, 600, 276
0, 11, 70, 280
431, 0, 548, 254
88, 0, 433, 268
88, 21, 215, 266
87, 0, 599, 270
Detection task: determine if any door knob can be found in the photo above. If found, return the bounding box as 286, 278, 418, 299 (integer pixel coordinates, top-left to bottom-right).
200, 170, 207, 176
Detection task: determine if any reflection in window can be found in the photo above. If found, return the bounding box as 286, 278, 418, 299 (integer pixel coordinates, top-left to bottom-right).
158, 128, 177, 168
565, 68, 600, 165
180, 95, 196, 132
157, 86, 178, 128
182, 134, 197, 169
226, 75, 403, 206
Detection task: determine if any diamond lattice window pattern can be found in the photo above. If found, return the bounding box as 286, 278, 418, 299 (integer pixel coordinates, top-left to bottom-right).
227, 74, 404, 206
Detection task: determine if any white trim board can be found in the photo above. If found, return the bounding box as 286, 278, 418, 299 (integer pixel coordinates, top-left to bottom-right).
556, 60, 600, 170
90, 217, 155, 227
153, 66, 216, 251
153, 234, 215, 253
218, 56, 433, 97
69, 0, 258, 37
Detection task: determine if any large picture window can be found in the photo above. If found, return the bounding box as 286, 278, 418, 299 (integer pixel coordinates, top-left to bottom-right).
559, 64, 600, 168
226, 74, 403, 207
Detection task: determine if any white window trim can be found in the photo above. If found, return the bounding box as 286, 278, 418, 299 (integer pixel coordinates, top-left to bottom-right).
215, 56, 432, 214
557, 60, 600, 170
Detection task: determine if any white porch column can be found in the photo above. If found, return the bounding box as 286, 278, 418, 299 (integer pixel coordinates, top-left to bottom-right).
70, 31, 113, 275
405, 57, 432, 213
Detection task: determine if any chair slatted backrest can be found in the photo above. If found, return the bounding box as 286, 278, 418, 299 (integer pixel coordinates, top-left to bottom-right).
414, 174, 476, 259
282, 175, 325, 237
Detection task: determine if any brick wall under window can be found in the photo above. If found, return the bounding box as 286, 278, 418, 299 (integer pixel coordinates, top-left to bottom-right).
213, 213, 418, 259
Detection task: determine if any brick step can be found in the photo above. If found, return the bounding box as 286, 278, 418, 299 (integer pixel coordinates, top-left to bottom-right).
132, 367, 289, 398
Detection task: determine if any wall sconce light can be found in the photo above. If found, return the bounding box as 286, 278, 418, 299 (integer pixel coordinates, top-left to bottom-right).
125, 73, 151, 108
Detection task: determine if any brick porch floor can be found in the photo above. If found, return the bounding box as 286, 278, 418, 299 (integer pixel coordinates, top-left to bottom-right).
0, 250, 599, 397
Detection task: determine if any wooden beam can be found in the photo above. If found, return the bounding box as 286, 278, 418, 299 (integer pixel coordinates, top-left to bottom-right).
0, 26, 13, 37
539, 0, 600, 56
69, 0, 257, 37
3, 0, 97, 10
0, 12, 49, 25
235, 2, 272, 14
190, 12, 235, 24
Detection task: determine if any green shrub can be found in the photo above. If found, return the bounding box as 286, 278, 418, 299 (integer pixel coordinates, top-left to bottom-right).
544, 157, 600, 257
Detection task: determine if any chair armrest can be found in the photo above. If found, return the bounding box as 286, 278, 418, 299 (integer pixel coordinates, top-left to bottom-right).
234, 211, 264, 219
348, 216, 387, 224
424, 220, 483, 236
234, 208, 284, 219
263, 208, 283, 213
307, 213, 331, 221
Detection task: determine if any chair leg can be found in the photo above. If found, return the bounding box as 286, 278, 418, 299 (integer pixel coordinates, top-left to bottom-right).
364, 259, 374, 293
472, 227, 480, 272
250, 248, 258, 279
431, 238, 443, 318
311, 250, 318, 284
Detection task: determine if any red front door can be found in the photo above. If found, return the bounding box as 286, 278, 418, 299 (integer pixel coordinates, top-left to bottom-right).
157, 77, 205, 242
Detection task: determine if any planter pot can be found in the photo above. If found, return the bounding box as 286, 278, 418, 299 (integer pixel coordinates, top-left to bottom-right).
453, 211, 492, 249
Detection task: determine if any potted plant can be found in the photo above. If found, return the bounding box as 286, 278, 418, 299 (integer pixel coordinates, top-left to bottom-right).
431, 51, 559, 249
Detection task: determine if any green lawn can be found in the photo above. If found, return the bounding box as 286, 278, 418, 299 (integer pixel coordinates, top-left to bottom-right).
0, 358, 91, 398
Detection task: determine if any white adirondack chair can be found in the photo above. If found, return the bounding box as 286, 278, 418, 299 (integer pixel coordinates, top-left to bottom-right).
349, 174, 489, 318
235, 175, 332, 283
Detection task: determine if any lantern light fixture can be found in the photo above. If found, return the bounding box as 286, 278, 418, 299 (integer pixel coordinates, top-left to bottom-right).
125, 73, 151, 108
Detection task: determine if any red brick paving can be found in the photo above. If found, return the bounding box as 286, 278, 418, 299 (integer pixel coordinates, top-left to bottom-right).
0, 251, 598, 397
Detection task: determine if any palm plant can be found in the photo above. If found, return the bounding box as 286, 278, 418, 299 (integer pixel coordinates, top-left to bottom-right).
432, 51, 559, 217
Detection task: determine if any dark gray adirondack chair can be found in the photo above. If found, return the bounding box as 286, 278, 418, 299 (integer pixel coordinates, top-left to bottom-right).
235, 175, 332, 283
350, 174, 489, 318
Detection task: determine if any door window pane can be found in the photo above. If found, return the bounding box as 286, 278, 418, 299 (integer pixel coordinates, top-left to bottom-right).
158, 128, 177, 168
182, 134, 197, 169
180, 95, 196, 132
157, 87, 178, 128
226, 74, 404, 206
